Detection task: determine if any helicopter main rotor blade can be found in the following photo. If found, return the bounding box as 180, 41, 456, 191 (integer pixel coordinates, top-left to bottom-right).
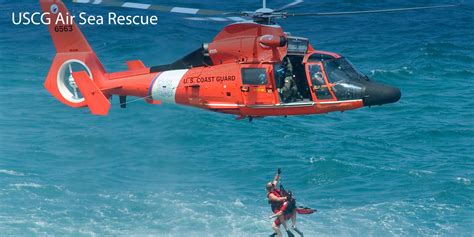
71, 0, 235, 16
275, 0, 304, 12
185, 16, 248, 22
287, 4, 459, 17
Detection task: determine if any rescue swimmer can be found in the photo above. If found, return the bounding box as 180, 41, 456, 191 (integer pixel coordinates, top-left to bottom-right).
267, 169, 313, 237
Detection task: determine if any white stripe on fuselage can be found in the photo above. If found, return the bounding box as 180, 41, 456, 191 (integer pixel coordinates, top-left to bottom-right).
150, 69, 188, 103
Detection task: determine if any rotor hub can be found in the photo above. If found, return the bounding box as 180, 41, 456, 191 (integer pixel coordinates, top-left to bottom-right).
255, 7, 274, 14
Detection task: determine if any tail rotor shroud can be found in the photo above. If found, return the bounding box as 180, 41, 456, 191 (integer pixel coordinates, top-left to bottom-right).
57, 59, 93, 104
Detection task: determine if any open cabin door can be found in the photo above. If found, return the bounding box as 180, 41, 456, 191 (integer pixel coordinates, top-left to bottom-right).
240, 66, 276, 106
305, 62, 337, 102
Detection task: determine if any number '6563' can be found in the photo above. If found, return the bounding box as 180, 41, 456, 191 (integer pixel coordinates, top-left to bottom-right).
54, 25, 73, 32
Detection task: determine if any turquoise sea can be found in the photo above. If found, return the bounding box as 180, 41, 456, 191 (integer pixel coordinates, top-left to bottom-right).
0, 0, 473, 236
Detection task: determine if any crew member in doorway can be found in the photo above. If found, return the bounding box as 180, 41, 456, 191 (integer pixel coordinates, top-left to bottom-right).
280, 57, 301, 103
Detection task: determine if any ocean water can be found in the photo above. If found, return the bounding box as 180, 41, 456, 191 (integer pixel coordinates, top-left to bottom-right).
0, 0, 473, 236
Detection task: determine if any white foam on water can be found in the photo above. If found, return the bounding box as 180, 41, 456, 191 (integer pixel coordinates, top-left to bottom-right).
9, 182, 42, 189
369, 66, 413, 76
333, 158, 377, 170
233, 198, 244, 207
0, 169, 24, 176
456, 177, 471, 185
408, 169, 435, 177
309, 156, 326, 164
34, 221, 47, 227
98, 193, 111, 198
307, 199, 464, 236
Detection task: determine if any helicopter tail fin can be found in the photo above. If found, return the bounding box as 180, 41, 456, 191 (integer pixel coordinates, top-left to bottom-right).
40, 0, 109, 114
40, 0, 92, 53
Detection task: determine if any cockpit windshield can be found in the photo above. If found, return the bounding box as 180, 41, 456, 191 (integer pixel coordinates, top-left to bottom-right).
323, 58, 368, 83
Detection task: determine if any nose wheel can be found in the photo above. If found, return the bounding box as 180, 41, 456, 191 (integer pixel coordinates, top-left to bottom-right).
57, 60, 93, 104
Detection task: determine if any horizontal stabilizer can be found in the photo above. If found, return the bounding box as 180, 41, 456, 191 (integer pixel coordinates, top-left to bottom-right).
127, 60, 146, 70
72, 71, 111, 116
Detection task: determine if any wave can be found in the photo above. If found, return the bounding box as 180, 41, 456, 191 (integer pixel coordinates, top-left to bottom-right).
408, 169, 435, 177
309, 156, 326, 164
9, 182, 42, 189
455, 177, 471, 185
304, 199, 467, 237
0, 169, 24, 176
369, 66, 413, 77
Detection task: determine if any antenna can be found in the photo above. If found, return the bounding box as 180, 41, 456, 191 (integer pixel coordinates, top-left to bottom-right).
262, 0, 266, 9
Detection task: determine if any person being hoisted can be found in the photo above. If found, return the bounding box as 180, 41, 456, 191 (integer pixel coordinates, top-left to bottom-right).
267, 168, 301, 237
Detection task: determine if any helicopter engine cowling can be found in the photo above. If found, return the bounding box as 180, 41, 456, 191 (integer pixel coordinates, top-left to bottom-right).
207, 23, 287, 64
259, 35, 287, 48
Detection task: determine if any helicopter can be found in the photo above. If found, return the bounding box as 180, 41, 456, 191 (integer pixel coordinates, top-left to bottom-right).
40, 0, 457, 120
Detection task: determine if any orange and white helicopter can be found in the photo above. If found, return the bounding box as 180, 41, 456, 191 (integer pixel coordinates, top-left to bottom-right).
41, 0, 456, 120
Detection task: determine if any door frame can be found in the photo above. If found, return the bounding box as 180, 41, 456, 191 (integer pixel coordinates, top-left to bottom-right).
305, 62, 337, 102
240, 65, 276, 105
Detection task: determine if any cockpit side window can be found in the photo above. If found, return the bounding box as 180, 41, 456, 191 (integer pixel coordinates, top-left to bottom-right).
241, 68, 267, 85
323, 58, 368, 83
308, 53, 335, 62
320, 58, 366, 101
310, 66, 325, 86
308, 64, 333, 100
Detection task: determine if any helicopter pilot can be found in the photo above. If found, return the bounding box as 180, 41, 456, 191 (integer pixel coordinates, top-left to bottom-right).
311, 71, 325, 90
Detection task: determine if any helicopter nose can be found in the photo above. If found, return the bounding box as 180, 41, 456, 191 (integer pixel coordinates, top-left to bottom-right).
363, 82, 401, 106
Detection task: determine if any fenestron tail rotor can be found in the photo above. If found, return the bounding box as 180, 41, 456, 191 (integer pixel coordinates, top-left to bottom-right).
70, 0, 461, 24
58, 60, 93, 104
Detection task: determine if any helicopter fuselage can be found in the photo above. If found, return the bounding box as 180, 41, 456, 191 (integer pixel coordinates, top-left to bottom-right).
41, 0, 400, 117
123, 22, 400, 117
